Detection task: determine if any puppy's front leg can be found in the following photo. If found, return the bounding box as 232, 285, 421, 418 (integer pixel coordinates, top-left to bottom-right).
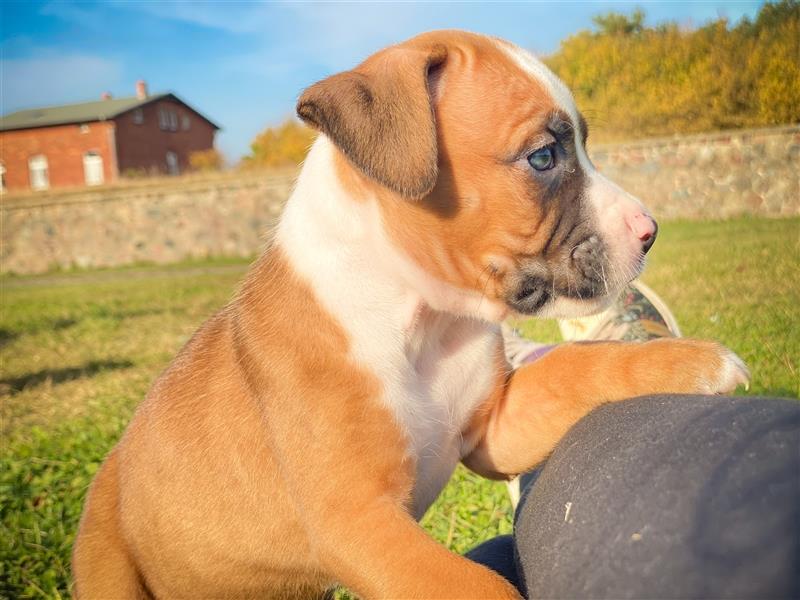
311, 503, 521, 599
463, 339, 749, 478
258, 379, 521, 598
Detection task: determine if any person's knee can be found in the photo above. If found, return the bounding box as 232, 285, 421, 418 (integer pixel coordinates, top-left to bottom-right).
513, 395, 800, 599
465, 535, 523, 595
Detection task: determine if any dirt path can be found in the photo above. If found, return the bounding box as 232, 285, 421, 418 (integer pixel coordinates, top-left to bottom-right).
2, 263, 250, 289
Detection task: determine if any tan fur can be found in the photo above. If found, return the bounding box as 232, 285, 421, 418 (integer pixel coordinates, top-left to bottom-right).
73, 250, 519, 598
73, 31, 745, 599
463, 339, 734, 478
337, 32, 561, 299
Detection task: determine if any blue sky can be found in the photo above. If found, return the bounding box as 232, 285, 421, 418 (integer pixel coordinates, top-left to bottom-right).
2, 1, 764, 162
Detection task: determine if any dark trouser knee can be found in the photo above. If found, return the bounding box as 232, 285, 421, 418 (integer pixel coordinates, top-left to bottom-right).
469, 395, 800, 599
515, 394, 800, 599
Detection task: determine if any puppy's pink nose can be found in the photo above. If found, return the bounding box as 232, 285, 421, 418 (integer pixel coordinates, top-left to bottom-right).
627, 212, 658, 254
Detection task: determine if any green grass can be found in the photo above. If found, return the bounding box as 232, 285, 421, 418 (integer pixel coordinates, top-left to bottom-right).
2, 216, 798, 598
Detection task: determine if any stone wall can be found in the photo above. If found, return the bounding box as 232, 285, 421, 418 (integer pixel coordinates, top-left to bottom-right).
1, 172, 294, 274
591, 125, 799, 220
2, 125, 798, 274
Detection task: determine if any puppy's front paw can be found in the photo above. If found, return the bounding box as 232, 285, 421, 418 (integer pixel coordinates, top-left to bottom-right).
676, 339, 750, 394
643, 338, 750, 396
710, 347, 750, 394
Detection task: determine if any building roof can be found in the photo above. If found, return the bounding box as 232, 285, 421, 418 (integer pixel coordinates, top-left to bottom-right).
0, 93, 220, 132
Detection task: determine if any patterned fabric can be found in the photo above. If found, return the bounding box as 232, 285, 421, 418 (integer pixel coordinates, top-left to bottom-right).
502, 280, 680, 370
519, 344, 556, 365
500, 323, 555, 369
566, 282, 679, 342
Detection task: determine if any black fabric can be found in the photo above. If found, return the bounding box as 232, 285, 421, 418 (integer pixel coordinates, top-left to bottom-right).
464, 534, 521, 592
467, 395, 800, 599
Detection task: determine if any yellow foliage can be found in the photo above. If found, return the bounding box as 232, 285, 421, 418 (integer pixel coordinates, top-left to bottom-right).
241, 3, 797, 158
544, 0, 800, 142
243, 119, 317, 168
188, 148, 224, 172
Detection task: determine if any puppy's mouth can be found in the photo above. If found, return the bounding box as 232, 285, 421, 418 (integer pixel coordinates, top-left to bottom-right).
505, 234, 636, 316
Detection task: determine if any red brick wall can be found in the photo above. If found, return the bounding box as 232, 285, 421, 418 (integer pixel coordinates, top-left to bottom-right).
0, 122, 117, 192
113, 99, 216, 176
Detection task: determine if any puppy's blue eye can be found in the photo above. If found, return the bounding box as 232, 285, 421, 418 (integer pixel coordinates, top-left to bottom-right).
528, 146, 555, 171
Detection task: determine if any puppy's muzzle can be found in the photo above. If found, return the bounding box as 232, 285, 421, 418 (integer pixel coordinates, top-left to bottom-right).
570, 234, 609, 293
506, 234, 614, 315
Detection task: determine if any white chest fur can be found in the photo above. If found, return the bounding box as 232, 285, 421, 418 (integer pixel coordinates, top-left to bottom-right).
277, 139, 501, 519
397, 306, 500, 517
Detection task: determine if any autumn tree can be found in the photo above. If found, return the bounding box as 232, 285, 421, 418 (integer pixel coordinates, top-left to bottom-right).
544, 0, 800, 142
243, 119, 316, 168
189, 148, 225, 172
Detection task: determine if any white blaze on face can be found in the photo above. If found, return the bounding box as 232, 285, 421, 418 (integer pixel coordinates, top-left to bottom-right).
499, 41, 655, 306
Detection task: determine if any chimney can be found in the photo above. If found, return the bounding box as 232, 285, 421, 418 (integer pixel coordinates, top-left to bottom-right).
136, 80, 148, 100
101, 91, 112, 101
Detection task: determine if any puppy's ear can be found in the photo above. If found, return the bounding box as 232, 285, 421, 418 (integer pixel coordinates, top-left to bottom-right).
297, 43, 447, 199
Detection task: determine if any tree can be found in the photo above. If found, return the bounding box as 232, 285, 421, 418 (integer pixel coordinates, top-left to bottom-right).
544, 1, 800, 143
243, 119, 316, 168
189, 149, 224, 172
592, 9, 645, 36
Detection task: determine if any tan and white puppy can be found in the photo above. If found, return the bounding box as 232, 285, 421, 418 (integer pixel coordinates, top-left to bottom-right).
72, 31, 748, 599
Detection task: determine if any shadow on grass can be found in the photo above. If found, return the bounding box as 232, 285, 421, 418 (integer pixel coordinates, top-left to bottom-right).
2, 309, 170, 341
52, 317, 78, 329
0, 359, 134, 394
107, 307, 175, 320
0, 327, 19, 348
0, 318, 77, 342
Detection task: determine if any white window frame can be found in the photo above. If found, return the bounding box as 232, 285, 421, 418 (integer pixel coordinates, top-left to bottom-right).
0, 162, 6, 194
159, 107, 179, 132
83, 151, 104, 186
165, 151, 179, 176
158, 107, 168, 130
28, 155, 49, 191
133, 108, 144, 125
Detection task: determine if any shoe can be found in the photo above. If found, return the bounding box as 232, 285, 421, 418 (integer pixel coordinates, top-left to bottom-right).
558, 280, 681, 342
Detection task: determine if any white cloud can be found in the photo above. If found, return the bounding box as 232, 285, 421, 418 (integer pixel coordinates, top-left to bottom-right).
280, 2, 429, 60
39, 1, 116, 32
41, 0, 273, 35
1, 53, 122, 114
208, 2, 436, 86
120, 1, 272, 34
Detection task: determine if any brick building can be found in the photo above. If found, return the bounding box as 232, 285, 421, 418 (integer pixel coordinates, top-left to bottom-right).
0, 81, 219, 193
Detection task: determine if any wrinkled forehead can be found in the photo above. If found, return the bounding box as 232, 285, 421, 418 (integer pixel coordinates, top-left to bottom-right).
434, 33, 585, 146
494, 39, 583, 130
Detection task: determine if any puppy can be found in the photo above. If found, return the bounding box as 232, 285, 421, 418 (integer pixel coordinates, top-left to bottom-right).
72, 30, 748, 599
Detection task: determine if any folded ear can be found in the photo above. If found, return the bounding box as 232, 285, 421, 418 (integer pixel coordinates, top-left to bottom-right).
297, 43, 447, 199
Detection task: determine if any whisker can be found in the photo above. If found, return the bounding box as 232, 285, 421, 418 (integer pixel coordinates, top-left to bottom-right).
473, 263, 494, 315
600, 263, 610, 295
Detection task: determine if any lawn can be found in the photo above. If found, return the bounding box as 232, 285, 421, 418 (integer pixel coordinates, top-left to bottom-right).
1, 216, 798, 598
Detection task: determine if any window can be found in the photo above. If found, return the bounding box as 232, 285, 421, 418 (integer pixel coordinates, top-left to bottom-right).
0, 162, 6, 194
181, 115, 190, 131
165, 151, 179, 176
158, 107, 178, 131
79, 124, 90, 134
83, 151, 104, 186
133, 109, 144, 125
28, 155, 49, 190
